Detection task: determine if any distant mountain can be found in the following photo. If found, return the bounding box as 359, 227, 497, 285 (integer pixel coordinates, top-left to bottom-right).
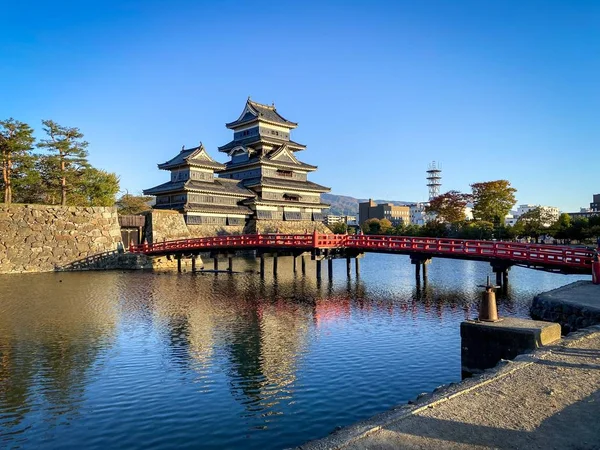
322, 193, 415, 216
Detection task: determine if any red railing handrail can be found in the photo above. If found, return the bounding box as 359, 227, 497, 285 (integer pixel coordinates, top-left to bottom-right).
129, 233, 596, 271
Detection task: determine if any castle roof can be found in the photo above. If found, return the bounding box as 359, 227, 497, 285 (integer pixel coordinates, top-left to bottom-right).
242, 176, 330, 193
143, 178, 254, 198
221, 146, 317, 172
226, 98, 298, 130
158, 144, 225, 170
218, 135, 306, 153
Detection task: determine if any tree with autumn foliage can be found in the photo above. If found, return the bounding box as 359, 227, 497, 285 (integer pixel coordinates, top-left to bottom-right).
471, 180, 517, 225
425, 190, 472, 224
0, 118, 36, 204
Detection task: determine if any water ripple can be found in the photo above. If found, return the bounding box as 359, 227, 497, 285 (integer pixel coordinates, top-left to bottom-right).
0, 257, 587, 449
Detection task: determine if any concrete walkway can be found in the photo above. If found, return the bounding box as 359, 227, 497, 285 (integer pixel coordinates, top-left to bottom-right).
300, 326, 600, 450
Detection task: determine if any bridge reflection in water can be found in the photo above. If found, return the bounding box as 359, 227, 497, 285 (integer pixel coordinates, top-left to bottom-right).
0, 256, 589, 449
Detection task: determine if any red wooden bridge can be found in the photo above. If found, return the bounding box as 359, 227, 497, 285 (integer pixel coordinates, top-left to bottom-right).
130, 232, 595, 276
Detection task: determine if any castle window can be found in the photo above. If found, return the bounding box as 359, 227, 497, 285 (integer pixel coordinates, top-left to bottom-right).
283, 193, 300, 202
276, 169, 293, 178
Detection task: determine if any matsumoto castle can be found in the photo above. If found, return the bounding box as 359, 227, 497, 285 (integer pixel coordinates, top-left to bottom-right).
144, 98, 331, 233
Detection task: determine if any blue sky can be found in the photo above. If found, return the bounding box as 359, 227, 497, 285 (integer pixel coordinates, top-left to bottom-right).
2, 0, 599, 212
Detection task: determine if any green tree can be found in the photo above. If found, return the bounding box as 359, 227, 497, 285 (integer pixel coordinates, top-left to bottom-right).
459, 221, 494, 240
38, 120, 90, 206
379, 218, 393, 234
425, 190, 471, 224
115, 193, 153, 215
516, 207, 556, 243
0, 118, 35, 204
362, 218, 381, 234
567, 218, 588, 243
70, 168, 120, 206
550, 213, 572, 242
471, 180, 517, 225
420, 220, 448, 237
329, 221, 348, 234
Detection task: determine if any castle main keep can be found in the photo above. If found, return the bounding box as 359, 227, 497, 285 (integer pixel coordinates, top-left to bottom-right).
144, 98, 331, 235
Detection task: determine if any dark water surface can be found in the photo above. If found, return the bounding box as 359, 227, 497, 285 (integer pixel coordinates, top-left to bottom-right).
0, 254, 587, 449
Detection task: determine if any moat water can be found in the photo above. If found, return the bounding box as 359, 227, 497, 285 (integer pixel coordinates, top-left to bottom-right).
0, 254, 588, 449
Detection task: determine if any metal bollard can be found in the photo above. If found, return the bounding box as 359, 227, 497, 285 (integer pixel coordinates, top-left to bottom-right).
478, 276, 501, 322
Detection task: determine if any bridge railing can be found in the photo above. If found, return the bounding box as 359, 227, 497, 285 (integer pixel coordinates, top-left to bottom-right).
345, 235, 594, 268
130, 233, 317, 254
129, 232, 595, 271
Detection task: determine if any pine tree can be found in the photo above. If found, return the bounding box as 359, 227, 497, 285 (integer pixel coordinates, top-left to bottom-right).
0, 118, 35, 204
38, 120, 90, 206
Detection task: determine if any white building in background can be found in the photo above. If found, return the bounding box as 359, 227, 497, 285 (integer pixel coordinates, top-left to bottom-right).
505, 212, 517, 226
464, 205, 474, 221
324, 214, 357, 226
504, 204, 560, 227
409, 202, 429, 225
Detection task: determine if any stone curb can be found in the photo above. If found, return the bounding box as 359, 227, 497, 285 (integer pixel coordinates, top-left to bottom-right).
295, 324, 600, 450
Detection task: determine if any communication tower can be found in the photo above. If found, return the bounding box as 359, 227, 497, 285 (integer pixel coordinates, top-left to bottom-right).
426, 161, 442, 200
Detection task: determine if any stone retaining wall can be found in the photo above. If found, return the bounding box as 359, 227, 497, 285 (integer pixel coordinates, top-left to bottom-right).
530, 281, 600, 334
187, 224, 245, 237
143, 211, 332, 243
143, 210, 190, 244
249, 219, 331, 235
0, 204, 122, 274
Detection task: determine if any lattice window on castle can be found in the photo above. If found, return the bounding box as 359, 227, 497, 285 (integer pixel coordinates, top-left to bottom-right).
276, 169, 293, 178
227, 217, 245, 226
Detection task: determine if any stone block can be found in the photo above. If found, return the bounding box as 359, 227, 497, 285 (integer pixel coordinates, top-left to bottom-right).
461, 318, 561, 377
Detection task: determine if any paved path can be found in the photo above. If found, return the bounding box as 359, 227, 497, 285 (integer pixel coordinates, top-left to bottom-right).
300, 327, 600, 450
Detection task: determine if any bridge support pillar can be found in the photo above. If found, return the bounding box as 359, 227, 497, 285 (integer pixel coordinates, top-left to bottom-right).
346, 258, 351, 277
293, 255, 297, 273
213, 257, 219, 272
191, 256, 197, 273
260, 254, 265, 278
177, 255, 182, 273
316, 260, 322, 279
328, 258, 333, 281
301, 255, 306, 275
273, 254, 278, 276
355, 257, 360, 277
411, 255, 432, 285
228, 257, 233, 273
491, 263, 512, 289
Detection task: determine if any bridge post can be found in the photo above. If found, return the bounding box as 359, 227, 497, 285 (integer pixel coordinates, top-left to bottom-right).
301, 255, 306, 275
273, 253, 278, 276
260, 254, 265, 278
228, 256, 233, 273
177, 255, 182, 273
355, 257, 360, 277
411, 255, 432, 284
191, 255, 197, 273
327, 258, 333, 281
293, 255, 297, 273
346, 257, 351, 277
415, 261, 421, 283
316, 259, 322, 279
213, 256, 219, 272
491, 263, 512, 289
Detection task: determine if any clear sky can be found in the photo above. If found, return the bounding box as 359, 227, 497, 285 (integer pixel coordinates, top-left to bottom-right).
2, 0, 599, 212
